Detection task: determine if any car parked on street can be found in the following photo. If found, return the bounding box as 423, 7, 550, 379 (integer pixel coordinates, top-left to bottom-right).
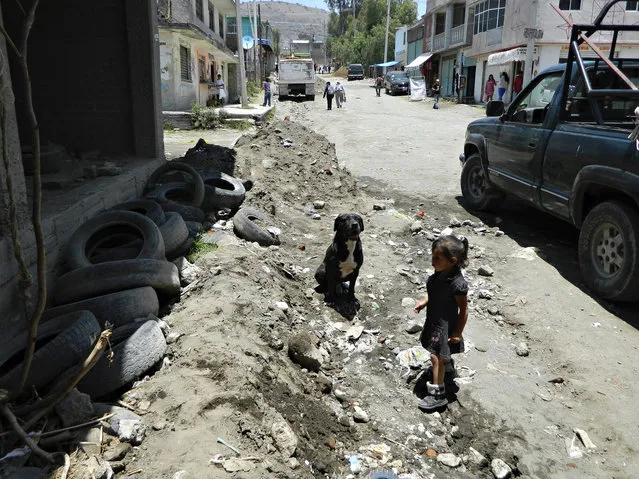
347, 64, 364, 81
384, 71, 410, 95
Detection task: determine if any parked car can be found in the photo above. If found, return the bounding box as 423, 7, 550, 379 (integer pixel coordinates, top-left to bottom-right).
384, 71, 410, 95
347, 64, 364, 81
459, 57, 639, 301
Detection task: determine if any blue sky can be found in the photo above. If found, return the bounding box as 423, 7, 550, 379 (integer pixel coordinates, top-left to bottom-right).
266, 0, 426, 18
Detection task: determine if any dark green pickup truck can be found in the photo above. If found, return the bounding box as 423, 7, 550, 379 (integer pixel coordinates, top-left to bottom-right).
459, 59, 639, 301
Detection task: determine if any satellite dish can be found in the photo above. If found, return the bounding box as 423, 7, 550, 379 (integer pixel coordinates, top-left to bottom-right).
242, 35, 254, 49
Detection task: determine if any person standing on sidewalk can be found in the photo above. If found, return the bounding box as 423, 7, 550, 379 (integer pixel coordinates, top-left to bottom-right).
334, 81, 345, 108
413, 235, 470, 412
498, 72, 509, 101
431, 79, 441, 109
262, 78, 272, 107
323, 81, 335, 110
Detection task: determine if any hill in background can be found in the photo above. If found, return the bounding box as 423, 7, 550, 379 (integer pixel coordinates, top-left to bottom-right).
241, 1, 330, 50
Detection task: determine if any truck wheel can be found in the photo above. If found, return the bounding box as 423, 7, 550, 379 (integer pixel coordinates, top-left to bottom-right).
578, 200, 639, 301
460, 154, 503, 211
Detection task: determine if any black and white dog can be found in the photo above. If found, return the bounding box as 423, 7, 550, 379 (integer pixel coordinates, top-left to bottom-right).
315, 213, 364, 305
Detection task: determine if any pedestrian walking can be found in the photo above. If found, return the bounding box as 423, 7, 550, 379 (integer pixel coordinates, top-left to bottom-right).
334, 81, 345, 108
484, 74, 496, 102
323, 81, 334, 110
413, 235, 469, 412
262, 77, 271, 107
498, 72, 509, 101
375, 74, 383, 96
431, 79, 441, 109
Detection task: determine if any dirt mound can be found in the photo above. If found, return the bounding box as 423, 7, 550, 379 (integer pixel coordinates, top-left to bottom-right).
333, 66, 347, 77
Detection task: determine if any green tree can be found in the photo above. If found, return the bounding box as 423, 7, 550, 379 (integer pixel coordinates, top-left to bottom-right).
272, 27, 281, 58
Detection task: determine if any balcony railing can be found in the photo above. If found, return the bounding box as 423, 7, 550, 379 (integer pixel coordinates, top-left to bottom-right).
451, 24, 465, 45
433, 32, 445, 51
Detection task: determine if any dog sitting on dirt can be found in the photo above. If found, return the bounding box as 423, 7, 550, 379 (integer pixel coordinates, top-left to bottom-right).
315, 213, 364, 307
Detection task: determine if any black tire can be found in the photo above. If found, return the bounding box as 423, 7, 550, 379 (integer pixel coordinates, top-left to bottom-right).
144, 161, 204, 207
146, 183, 206, 222
460, 154, 504, 211
167, 237, 195, 261
158, 212, 190, 257
578, 201, 639, 301
78, 320, 167, 399
91, 245, 143, 264
0, 311, 101, 393
199, 171, 246, 211
65, 210, 165, 270
42, 287, 159, 329
233, 207, 281, 246
185, 221, 203, 238
111, 199, 166, 226
54, 259, 180, 305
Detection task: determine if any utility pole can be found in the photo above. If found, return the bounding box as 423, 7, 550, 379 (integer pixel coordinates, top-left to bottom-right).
524, 0, 538, 87
252, 1, 258, 82
236, 0, 248, 107
258, 3, 262, 81
383, 0, 391, 74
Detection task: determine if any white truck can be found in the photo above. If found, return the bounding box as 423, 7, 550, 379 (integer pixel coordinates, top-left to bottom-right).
277, 58, 316, 101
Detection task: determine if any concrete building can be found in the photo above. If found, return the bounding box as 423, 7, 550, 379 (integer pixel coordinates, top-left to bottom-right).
467, 0, 639, 103
395, 26, 408, 66
0, 0, 164, 332
227, 15, 275, 83
158, 0, 238, 110
407, 19, 426, 66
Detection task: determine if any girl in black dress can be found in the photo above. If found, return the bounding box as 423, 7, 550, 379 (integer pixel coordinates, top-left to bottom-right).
414, 235, 469, 412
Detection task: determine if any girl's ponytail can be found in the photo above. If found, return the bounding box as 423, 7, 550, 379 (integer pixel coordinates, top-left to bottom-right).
458, 235, 469, 268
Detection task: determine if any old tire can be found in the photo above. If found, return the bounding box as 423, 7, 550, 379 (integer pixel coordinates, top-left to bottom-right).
42, 287, 159, 329
111, 199, 166, 226
185, 221, 203, 238
199, 171, 246, 211
146, 183, 206, 222
54, 259, 180, 305
78, 320, 167, 399
91, 245, 143, 264
65, 210, 165, 270
145, 161, 204, 207
460, 154, 503, 211
167, 237, 195, 261
0, 311, 101, 393
158, 212, 190, 257
233, 207, 281, 246
578, 201, 639, 301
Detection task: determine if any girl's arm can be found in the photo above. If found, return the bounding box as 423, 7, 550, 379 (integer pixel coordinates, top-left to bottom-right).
449, 295, 468, 343
413, 295, 428, 313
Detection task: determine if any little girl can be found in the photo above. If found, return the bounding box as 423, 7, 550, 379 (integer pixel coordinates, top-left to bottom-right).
413, 235, 469, 412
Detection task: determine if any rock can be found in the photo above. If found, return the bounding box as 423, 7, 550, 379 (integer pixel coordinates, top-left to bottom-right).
440, 227, 454, 236
373, 203, 386, 211
401, 297, 416, 308
313, 200, 325, 209
462, 219, 473, 226
316, 373, 333, 393
172, 472, 191, 479
468, 447, 488, 467
487, 306, 500, 316
334, 389, 348, 402
152, 420, 167, 431
288, 457, 300, 469
96, 162, 122, 177
475, 344, 489, 353
478, 290, 493, 300
166, 331, 184, 344
288, 333, 326, 371
92, 404, 141, 437
223, 458, 255, 473
478, 265, 494, 277
516, 342, 530, 357
338, 415, 354, 427
491, 458, 512, 478
449, 217, 462, 227
405, 322, 423, 334
346, 325, 364, 341
410, 221, 423, 233
172, 257, 203, 286
474, 227, 487, 233
275, 301, 289, 311
103, 442, 132, 462
118, 418, 146, 445
87, 456, 114, 479
305, 288, 315, 299
54, 388, 94, 427
437, 453, 461, 468
495, 230, 505, 237
450, 425, 462, 438
271, 418, 298, 457
353, 406, 369, 423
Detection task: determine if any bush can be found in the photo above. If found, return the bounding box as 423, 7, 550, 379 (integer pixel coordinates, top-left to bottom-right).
191, 103, 220, 129
247, 80, 261, 102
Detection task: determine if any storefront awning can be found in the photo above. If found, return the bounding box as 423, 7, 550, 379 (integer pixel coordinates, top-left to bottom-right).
406, 53, 433, 69
487, 47, 537, 66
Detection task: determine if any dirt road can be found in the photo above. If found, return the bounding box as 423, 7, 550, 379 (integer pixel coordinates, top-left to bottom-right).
275, 78, 639, 477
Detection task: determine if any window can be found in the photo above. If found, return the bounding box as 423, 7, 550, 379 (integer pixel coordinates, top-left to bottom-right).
473, 0, 505, 35
180, 45, 191, 81
219, 13, 224, 37
452, 3, 466, 28
559, 0, 581, 10
227, 17, 237, 35
435, 13, 446, 35
195, 0, 203, 20
209, 3, 215, 30
627, 1, 639, 11
510, 72, 562, 124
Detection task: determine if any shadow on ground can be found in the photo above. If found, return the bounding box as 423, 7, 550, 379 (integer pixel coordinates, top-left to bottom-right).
456, 195, 639, 329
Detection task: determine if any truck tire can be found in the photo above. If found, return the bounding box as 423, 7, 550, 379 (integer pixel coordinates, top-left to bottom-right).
111, 199, 165, 226
200, 171, 246, 211
578, 200, 639, 301
144, 162, 204, 207
460, 154, 503, 211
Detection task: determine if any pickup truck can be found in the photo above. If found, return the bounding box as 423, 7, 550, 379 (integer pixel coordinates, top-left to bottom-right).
459, 60, 639, 301
278, 58, 316, 101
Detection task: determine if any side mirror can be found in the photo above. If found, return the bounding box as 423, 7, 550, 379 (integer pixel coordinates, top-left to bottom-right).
486, 100, 505, 117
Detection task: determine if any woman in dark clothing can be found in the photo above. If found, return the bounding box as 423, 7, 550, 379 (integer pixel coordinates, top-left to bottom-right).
323, 81, 335, 110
